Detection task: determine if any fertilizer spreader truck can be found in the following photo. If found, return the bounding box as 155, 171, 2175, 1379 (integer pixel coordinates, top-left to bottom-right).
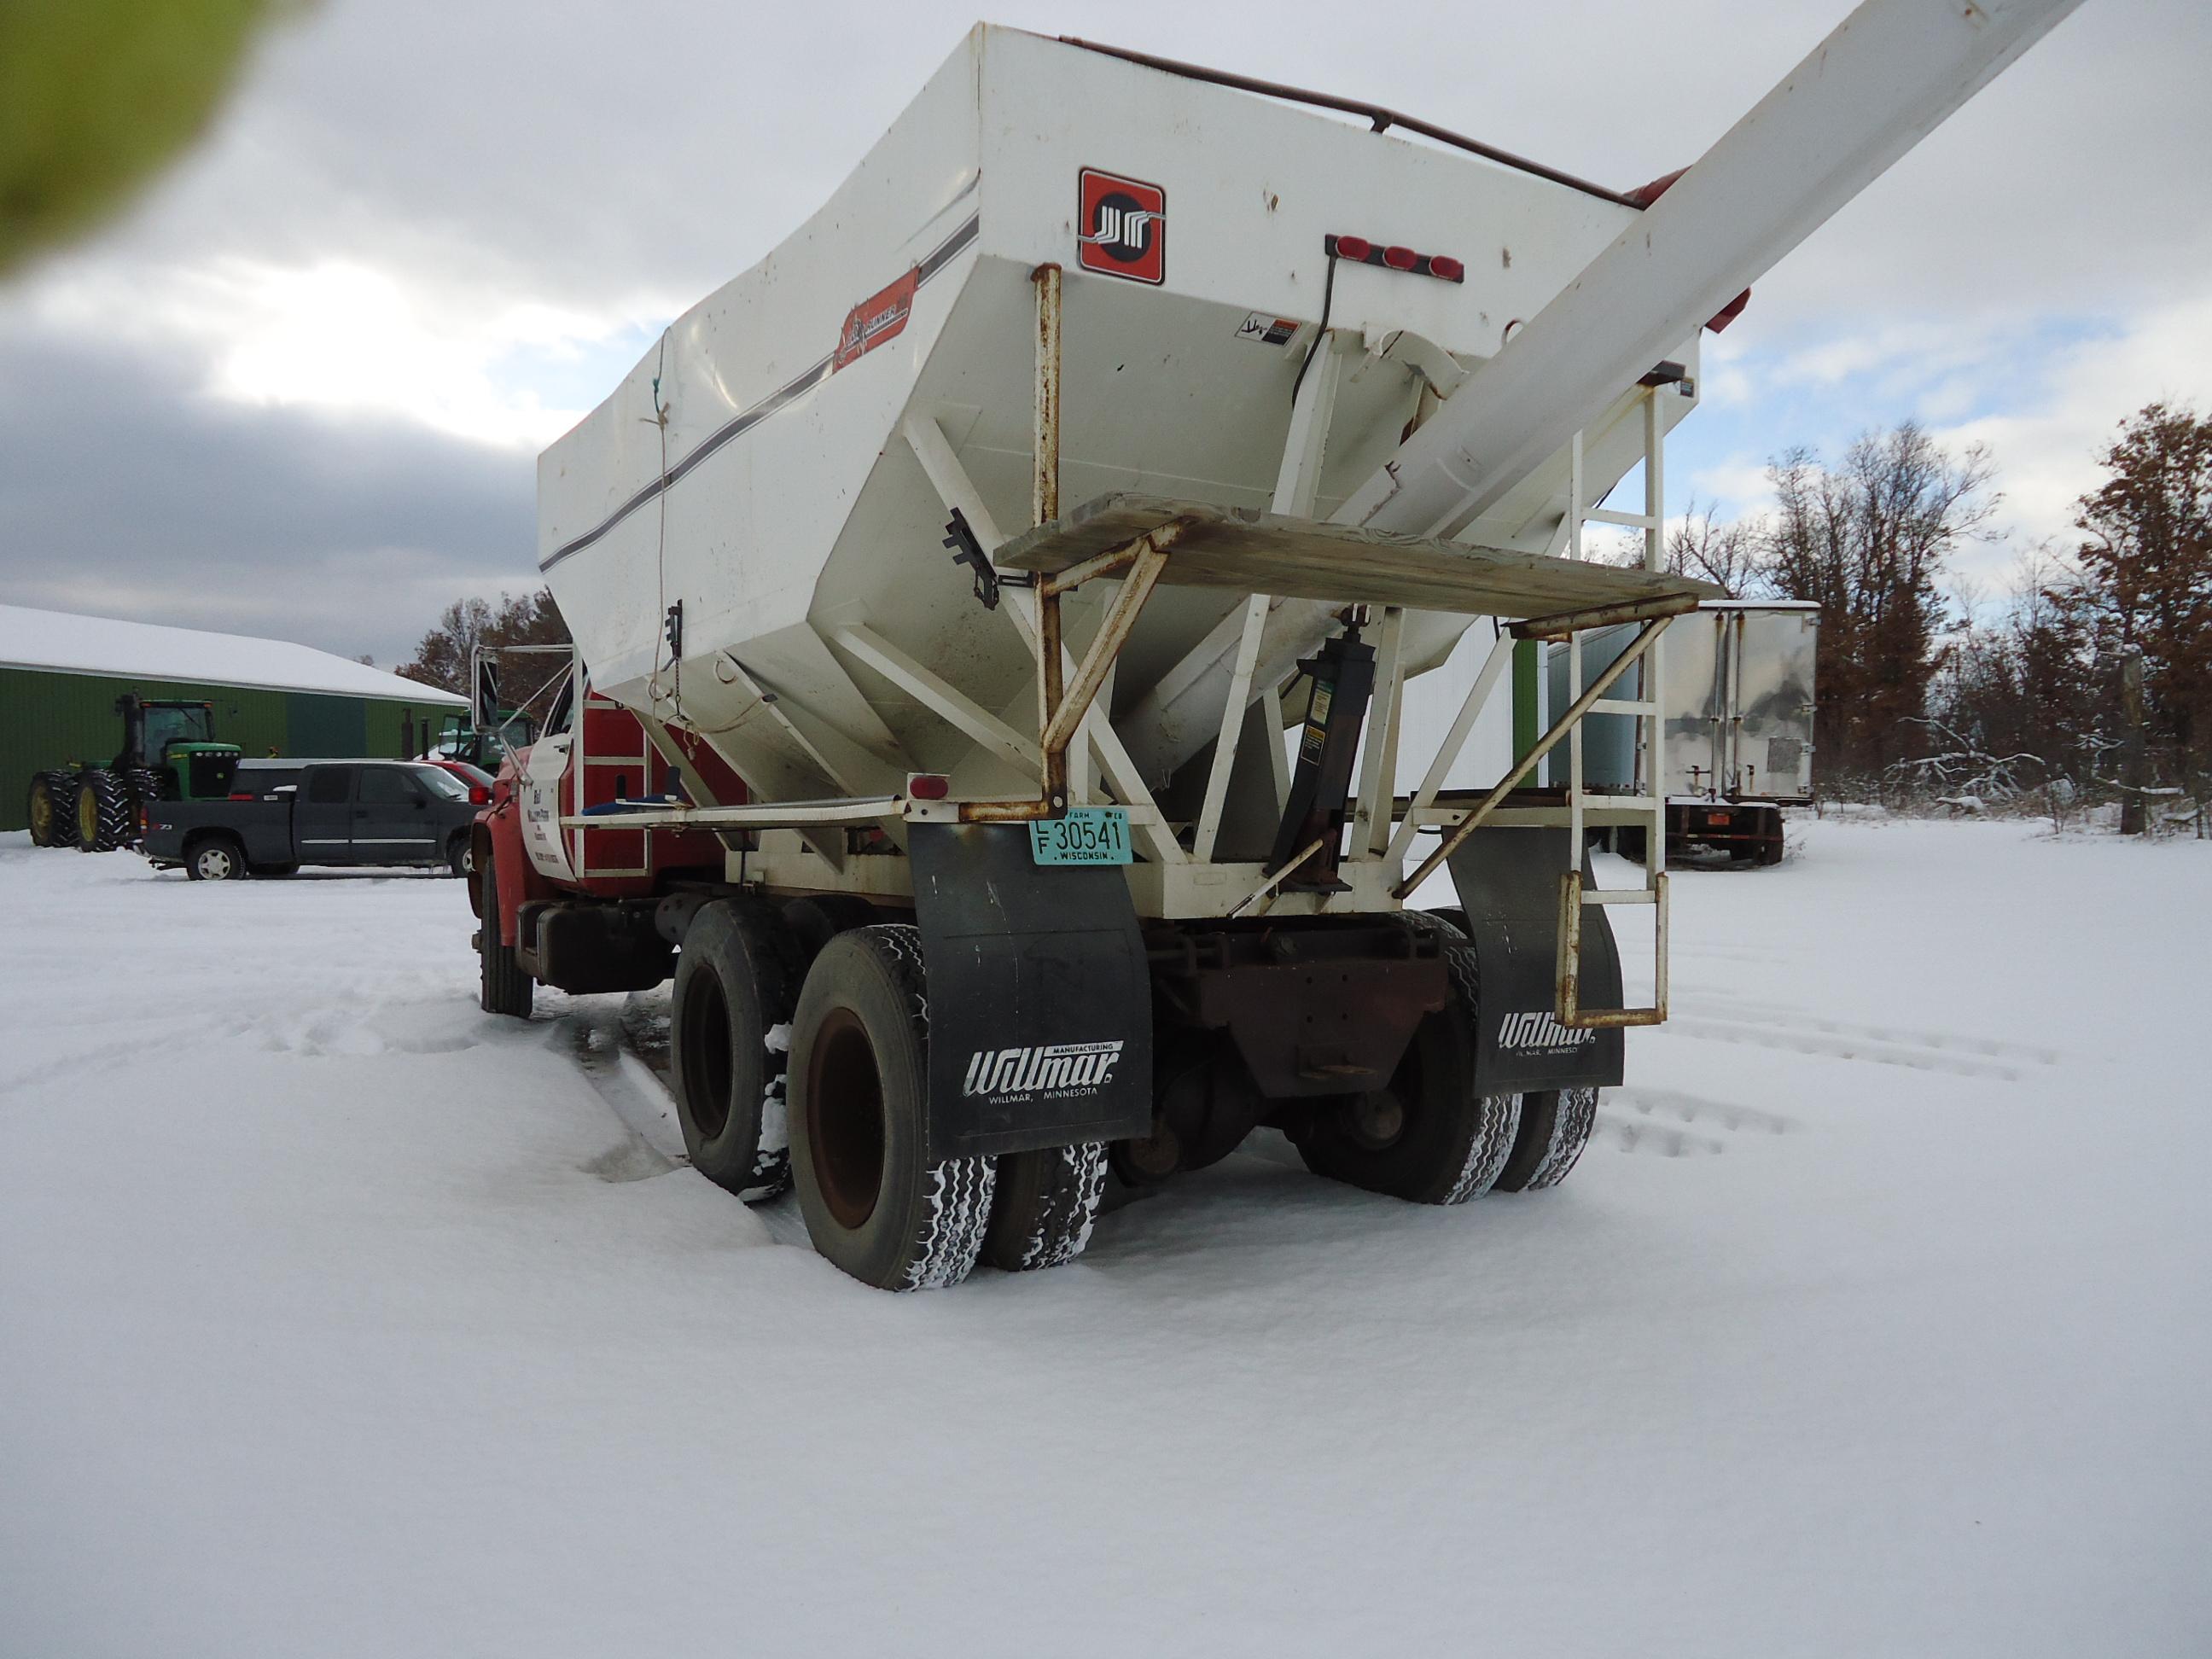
470, 0, 2079, 1289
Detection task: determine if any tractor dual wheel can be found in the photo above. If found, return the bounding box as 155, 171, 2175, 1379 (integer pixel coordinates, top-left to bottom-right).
186, 836, 247, 882
72, 768, 135, 853
788, 925, 997, 1291
1293, 940, 1522, 1205
670, 898, 806, 1202
25, 772, 72, 847
476, 846, 534, 1020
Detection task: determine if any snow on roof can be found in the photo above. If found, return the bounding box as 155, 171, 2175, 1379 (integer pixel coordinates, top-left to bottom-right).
0, 604, 468, 705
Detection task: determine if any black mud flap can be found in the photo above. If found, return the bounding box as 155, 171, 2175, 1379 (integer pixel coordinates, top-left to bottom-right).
910, 824, 1153, 1161
1447, 827, 1627, 1094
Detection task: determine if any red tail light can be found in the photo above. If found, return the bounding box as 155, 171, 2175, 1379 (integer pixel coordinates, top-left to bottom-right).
469, 785, 490, 805
1382, 244, 1417, 271
1429, 255, 1465, 282
229, 792, 255, 801
1331, 234, 1371, 263
906, 773, 952, 800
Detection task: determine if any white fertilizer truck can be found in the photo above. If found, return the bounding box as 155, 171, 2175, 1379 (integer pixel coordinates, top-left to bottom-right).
468, 0, 2079, 1289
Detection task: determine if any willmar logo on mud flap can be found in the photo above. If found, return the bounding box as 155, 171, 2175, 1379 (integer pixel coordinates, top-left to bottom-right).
963, 1041, 1125, 1102
1499, 1011, 1596, 1055
1076, 168, 1166, 284
832, 267, 918, 370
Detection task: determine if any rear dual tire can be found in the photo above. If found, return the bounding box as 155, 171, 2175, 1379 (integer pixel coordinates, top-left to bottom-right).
1293, 940, 1522, 1204
671, 899, 803, 1202
788, 926, 999, 1290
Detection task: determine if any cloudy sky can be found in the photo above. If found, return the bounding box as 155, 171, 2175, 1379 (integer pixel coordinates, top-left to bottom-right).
0, 0, 2203, 665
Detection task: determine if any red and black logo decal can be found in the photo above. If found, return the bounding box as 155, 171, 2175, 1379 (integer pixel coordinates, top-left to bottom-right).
1076, 168, 1166, 285
833, 267, 918, 371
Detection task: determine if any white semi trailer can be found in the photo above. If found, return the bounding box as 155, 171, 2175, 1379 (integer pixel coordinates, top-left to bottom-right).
472, 0, 2080, 1289
1551, 601, 1822, 864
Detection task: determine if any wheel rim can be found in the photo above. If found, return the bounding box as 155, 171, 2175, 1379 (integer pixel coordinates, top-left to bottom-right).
678, 969, 734, 1139
29, 789, 50, 839
806, 1006, 886, 1231
197, 846, 231, 879
77, 789, 99, 842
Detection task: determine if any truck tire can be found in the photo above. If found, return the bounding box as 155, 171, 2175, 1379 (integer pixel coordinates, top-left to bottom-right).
1492, 1086, 1600, 1191
671, 898, 804, 1202
25, 772, 68, 847
186, 835, 247, 881
477, 847, 535, 1019
446, 833, 473, 878
72, 768, 134, 853
788, 925, 996, 1290
1293, 943, 1522, 1205
982, 1142, 1107, 1272
781, 894, 877, 969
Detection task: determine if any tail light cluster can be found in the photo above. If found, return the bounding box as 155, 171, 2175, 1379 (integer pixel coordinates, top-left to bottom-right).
1326, 234, 1464, 283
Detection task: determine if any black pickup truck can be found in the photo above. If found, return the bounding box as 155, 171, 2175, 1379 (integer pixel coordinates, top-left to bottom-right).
143, 759, 480, 880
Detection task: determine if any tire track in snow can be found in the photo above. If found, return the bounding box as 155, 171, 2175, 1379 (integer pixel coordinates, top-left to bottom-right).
1596, 1086, 1798, 1160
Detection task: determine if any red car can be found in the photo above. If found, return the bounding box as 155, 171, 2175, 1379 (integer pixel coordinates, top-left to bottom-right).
422, 758, 496, 804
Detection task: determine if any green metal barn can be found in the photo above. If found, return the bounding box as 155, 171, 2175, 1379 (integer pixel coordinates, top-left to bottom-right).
1, 603, 468, 833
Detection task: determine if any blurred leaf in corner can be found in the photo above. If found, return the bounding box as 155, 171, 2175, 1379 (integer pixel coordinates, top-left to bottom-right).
0, 0, 303, 279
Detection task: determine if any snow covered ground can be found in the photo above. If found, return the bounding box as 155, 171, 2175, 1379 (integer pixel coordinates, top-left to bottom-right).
2, 818, 2207, 1657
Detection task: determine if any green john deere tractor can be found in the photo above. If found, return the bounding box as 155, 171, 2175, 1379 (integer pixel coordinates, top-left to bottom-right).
25, 694, 243, 852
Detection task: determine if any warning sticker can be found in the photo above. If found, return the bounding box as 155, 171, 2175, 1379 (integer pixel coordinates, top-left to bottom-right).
1235, 312, 1302, 346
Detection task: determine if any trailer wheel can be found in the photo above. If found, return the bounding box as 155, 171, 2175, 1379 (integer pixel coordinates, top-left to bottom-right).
72, 768, 134, 853
789, 925, 996, 1290
1493, 1086, 1600, 1192
186, 835, 247, 882
982, 1142, 1107, 1272
1293, 943, 1521, 1204
25, 778, 69, 849
476, 847, 534, 1020
670, 898, 804, 1202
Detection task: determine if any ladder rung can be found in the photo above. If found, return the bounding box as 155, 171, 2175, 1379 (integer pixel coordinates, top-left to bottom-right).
1583, 888, 1658, 905
1588, 698, 1658, 716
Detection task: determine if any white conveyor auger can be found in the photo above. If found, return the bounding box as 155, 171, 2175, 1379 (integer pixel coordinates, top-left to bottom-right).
499, 0, 2079, 1290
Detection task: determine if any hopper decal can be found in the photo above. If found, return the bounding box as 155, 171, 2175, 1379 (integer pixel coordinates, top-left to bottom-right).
1076, 168, 1166, 284
833, 267, 919, 370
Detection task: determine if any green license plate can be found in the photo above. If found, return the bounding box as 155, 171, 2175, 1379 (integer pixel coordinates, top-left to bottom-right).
1030, 806, 1132, 866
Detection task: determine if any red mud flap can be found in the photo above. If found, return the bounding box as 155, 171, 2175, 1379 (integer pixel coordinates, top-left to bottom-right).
909, 824, 1154, 1161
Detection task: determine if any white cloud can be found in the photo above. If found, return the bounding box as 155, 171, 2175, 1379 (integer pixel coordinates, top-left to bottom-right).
20, 253, 655, 450
1931, 293, 2212, 558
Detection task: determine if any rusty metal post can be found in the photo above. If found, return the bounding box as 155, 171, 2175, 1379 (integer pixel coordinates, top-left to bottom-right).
1033, 263, 1062, 529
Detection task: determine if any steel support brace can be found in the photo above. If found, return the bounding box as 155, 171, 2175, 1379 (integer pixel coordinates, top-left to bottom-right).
1394, 616, 1669, 899
1039, 528, 1178, 764
1380, 627, 1514, 870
